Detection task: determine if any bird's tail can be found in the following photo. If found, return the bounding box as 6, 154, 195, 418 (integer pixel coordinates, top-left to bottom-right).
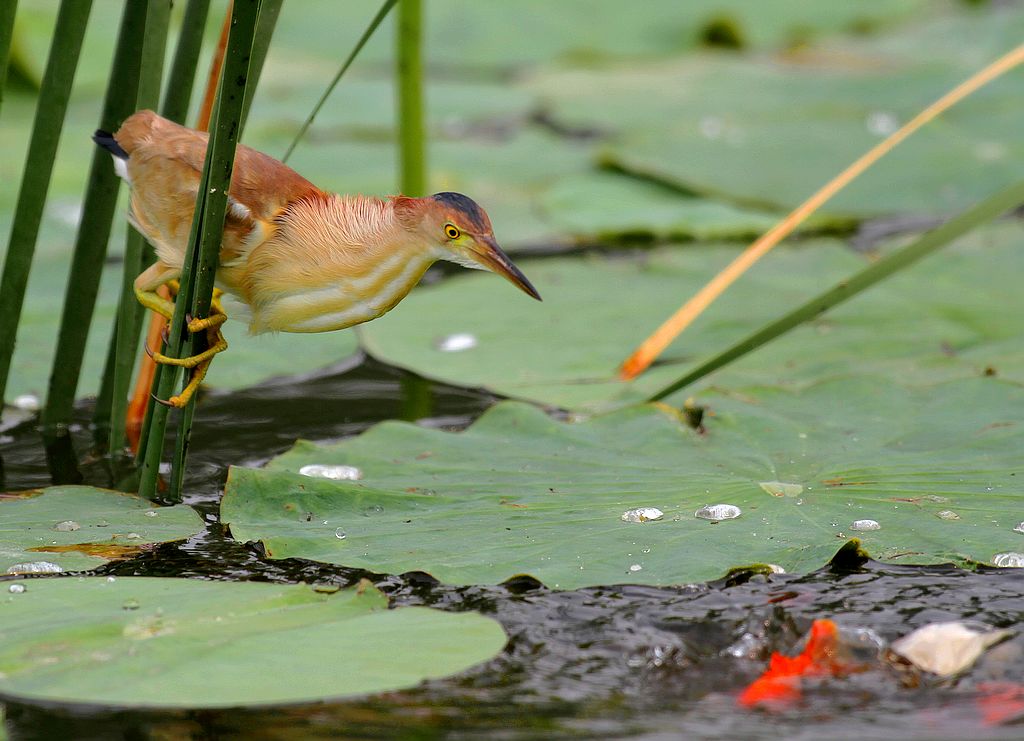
92, 129, 129, 159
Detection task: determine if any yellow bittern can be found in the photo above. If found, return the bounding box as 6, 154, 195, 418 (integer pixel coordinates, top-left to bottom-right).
94, 110, 540, 407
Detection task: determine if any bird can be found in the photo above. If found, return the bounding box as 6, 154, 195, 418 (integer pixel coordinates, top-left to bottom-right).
94, 109, 541, 407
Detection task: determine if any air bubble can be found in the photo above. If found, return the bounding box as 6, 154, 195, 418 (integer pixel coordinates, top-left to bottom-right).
850, 519, 881, 531
621, 507, 664, 523
299, 464, 363, 481
695, 504, 741, 521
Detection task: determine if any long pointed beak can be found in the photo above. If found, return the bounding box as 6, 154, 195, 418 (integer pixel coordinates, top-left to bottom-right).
475, 236, 542, 301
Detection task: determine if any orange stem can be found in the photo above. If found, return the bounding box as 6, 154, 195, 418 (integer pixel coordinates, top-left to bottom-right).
620, 43, 1024, 381
126, 2, 234, 453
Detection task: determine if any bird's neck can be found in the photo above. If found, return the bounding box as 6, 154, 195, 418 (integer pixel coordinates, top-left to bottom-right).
246, 194, 437, 333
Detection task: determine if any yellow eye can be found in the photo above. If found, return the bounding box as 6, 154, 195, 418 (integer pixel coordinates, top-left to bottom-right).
444, 224, 461, 240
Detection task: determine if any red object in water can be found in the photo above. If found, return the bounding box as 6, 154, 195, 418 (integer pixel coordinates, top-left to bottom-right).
738, 619, 850, 707
976, 682, 1024, 726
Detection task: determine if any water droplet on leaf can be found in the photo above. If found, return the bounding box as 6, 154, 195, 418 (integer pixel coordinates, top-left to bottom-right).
629, 564, 643, 572
53, 520, 80, 532
8, 583, 25, 594
621, 507, 664, 523
362, 505, 385, 517
850, 519, 881, 531
7, 561, 64, 575
123, 598, 140, 611
435, 333, 478, 352
992, 552, 1024, 568
937, 510, 961, 521
759, 481, 803, 498
334, 527, 347, 540
695, 504, 741, 521
299, 464, 362, 481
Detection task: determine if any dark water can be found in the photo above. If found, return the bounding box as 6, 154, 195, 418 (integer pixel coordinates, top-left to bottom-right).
2, 357, 1023, 740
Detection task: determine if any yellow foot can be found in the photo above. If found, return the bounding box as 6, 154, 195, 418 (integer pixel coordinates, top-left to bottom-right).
148, 324, 228, 408
153, 353, 215, 408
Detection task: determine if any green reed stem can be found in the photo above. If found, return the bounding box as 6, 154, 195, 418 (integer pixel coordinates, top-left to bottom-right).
40, 0, 154, 444
103, 0, 171, 457
396, 0, 424, 195
139, 0, 262, 502
0, 0, 17, 115
239, 0, 283, 132
281, 0, 395, 163
648, 178, 1024, 402
162, 0, 212, 123
0, 0, 92, 407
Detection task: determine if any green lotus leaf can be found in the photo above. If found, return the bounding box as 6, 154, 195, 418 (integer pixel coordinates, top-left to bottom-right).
0, 486, 204, 573
0, 578, 506, 708
221, 376, 1024, 590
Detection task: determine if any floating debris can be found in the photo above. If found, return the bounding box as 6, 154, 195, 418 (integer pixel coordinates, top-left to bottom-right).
992, 552, 1024, 568
8, 584, 25, 594
936, 510, 961, 521
695, 504, 741, 521
334, 527, 347, 540
299, 464, 363, 481
435, 333, 478, 352
891, 621, 1013, 677
620, 507, 664, 523
850, 519, 881, 531
759, 481, 803, 498
53, 520, 81, 532
6, 561, 64, 575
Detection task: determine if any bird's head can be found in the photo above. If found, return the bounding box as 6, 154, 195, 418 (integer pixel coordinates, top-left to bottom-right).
397, 192, 541, 301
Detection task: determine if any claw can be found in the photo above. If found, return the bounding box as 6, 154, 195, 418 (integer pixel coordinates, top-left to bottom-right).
151, 392, 175, 408
144, 342, 155, 359
160, 323, 170, 345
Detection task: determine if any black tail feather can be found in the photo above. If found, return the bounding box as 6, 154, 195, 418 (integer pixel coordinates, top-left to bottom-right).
93, 129, 128, 159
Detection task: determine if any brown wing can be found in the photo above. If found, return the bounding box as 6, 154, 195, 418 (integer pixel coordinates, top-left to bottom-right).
114, 110, 323, 286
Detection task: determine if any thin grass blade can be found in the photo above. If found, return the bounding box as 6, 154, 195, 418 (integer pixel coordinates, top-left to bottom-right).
0, 0, 92, 407
648, 179, 1024, 402
281, 0, 395, 163
139, 0, 262, 502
